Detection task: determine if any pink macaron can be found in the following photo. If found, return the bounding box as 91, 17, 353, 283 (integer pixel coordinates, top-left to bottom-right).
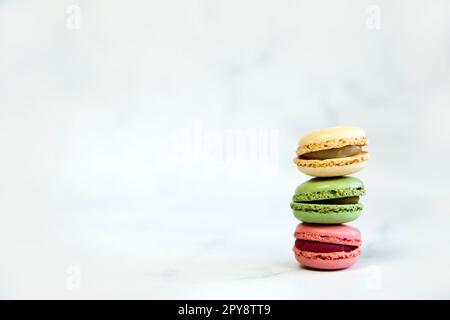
293, 223, 362, 270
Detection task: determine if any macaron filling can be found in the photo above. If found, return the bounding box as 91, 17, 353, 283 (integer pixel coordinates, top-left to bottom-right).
300, 145, 362, 160
299, 196, 360, 205
295, 239, 358, 253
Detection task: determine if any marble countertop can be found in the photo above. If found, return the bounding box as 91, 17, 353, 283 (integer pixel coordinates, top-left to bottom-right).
3, 169, 450, 299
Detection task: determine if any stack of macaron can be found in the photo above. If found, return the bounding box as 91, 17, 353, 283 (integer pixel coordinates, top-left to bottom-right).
291, 127, 369, 270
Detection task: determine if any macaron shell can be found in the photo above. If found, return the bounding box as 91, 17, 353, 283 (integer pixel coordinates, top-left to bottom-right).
294, 223, 362, 243
299, 126, 366, 145
297, 126, 367, 155
296, 155, 368, 177
291, 202, 363, 212
292, 176, 365, 202
292, 207, 361, 224
293, 247, 360, 270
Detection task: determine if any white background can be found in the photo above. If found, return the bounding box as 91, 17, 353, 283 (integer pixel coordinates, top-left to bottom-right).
1, 0, 450, 299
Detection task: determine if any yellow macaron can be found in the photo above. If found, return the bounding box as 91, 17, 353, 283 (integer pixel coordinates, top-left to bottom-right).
294, 126, 369, 177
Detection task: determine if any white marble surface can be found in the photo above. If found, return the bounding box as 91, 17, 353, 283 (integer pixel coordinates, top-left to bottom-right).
1, 0, 450, 299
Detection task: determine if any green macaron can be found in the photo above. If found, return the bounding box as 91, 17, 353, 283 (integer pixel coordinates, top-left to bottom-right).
290, 176, 365, 224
